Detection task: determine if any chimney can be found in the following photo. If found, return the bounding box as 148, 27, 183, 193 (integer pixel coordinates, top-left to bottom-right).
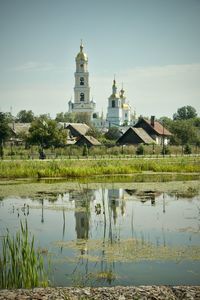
150, 116, 155, 127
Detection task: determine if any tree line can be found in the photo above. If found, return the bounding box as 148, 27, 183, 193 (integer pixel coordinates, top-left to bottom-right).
0, 105, 199, 158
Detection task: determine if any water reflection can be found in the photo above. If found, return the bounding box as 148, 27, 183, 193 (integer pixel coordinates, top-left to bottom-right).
0, 185, 200, 286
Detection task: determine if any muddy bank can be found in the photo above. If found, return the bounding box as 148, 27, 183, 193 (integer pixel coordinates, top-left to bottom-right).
0, 286, 200, 300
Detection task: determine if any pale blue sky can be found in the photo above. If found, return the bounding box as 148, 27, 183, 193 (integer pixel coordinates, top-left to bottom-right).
0, 0, 200, 118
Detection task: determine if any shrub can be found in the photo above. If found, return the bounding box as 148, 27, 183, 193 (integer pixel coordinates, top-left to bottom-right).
184, 144, 192, 154
136, 144, 145, 155
161, 146, 170, 155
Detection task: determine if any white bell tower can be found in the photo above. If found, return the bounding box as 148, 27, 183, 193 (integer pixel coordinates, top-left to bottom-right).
68, 42, 95, 117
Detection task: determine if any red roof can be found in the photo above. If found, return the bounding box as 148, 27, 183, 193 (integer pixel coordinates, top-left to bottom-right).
144, 119, 172, 136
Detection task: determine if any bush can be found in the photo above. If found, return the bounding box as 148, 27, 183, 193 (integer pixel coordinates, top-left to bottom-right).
136, 144, 144, 155
184, 144, 192, 154
82, 144, 88, 156
161, 146, 170, 155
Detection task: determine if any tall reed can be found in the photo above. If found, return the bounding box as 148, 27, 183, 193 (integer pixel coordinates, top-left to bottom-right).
0, 220, 48, 289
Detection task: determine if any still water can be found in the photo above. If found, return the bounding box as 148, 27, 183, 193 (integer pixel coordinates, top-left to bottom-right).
0, 184, 200, 286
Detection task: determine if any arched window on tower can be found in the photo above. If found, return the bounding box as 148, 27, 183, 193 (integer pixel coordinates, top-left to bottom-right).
112, 100, 115, 108
80, 93, 84, 101
80, 77, 84, 85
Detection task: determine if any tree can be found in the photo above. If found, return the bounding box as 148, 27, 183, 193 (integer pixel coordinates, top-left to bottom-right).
173, 106, 197, 120
0, 112, 11, 158
55, 112, 75, 122
87, 126, 102, 139
104, 127, 121, 141
74, 112, 91, 125
27, 116, 67, 148
169, 119, 198, 145
16, 110, 35, 123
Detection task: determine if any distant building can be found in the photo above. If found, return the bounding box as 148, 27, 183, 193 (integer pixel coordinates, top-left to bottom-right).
75, 135, 101, 147
68, 42, 96, 118
134, 116, 172, 145
65, 123, 90, 138
107, 79, 131, 127
117, 127, 155, 145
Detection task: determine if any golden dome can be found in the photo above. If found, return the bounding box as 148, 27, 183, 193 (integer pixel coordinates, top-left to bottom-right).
76, 42, 88, 61
122, 103, 129, 109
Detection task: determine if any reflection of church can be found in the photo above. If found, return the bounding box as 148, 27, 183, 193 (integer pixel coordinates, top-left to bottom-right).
70, 190, 95, 240
108, 189, 127, 223
68, 42, 134, 128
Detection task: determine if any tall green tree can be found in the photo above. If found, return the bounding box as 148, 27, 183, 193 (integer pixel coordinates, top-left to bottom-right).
0, 112, 11, 158
16, 110, 35, 123
27, 116, 67, 148
104, 127, 121, 140
173, 106, 197, 120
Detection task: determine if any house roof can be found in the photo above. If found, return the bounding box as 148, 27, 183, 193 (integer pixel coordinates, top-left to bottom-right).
66, 123, 90, 136
117, 127, 154, 144
131, 127, 155, 144
8, 123, 31, 135
137, 118, 172, 136
76, 135, 101, 146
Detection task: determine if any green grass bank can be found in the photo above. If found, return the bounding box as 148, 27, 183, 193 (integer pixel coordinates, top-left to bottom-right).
0, 156, 200, 179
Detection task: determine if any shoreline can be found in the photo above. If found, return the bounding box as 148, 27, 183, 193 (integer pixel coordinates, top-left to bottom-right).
0, 286, 200, 299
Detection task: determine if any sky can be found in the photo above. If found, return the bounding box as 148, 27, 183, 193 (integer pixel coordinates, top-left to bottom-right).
0, 0, 200, 119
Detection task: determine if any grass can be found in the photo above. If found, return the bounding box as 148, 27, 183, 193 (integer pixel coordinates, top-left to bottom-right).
0, 220, 48, 289
0, 156, 200, 178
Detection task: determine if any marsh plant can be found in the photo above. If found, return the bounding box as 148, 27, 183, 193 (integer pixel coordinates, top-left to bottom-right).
0, 220, 48, 289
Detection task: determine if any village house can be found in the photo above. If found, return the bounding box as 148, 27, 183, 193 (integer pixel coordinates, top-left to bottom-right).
117, 127, 155, 145
8, 123, 31, 145
75, 135, 101, 147
64, 123, 90, 138
134, 116, 172, 145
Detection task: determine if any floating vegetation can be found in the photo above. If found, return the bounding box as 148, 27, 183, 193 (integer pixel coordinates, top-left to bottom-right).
54, 239, 200, 264
0, 220, 49, 289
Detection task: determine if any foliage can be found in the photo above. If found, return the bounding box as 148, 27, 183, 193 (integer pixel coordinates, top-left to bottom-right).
74, 112, 91, 125
0, 220, 48, 288
55, 112, 74, 123
1, 157, 200, 179
4, 112, 15, 123
0, 112, 11, 143
82, 144, 88, 156
184, 144, 192, 154
170, 119, 199, 145
55, 112, 92, 125
161, 146, 170, 155
16, 110, 35, 123
27, 116, 67, 148
136, 144, 144, 155
87, 126, 102, 139
104, 127, 121, 140
173, 105, 197, 120
0, 112, 11, 158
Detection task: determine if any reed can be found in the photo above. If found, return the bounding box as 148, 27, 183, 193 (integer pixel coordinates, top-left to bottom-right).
0, 220, 48, 289
0, 157, 199, 178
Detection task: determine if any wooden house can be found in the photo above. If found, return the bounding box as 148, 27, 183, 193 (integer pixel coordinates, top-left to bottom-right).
75, 135, 101, 147
117, 127, 155, 145
65, 123, 90, 138
134, 116, 172, 145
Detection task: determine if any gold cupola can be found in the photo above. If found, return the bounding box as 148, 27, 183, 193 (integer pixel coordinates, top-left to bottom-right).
76, 41, 88, 62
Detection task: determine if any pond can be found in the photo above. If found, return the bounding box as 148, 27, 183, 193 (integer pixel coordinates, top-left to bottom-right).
0, 178, 200, 286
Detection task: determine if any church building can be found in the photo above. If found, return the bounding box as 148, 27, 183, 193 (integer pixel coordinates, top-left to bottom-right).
68, 43, 133, 128
68, 42, 96, 117
107, 79, 131, 126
